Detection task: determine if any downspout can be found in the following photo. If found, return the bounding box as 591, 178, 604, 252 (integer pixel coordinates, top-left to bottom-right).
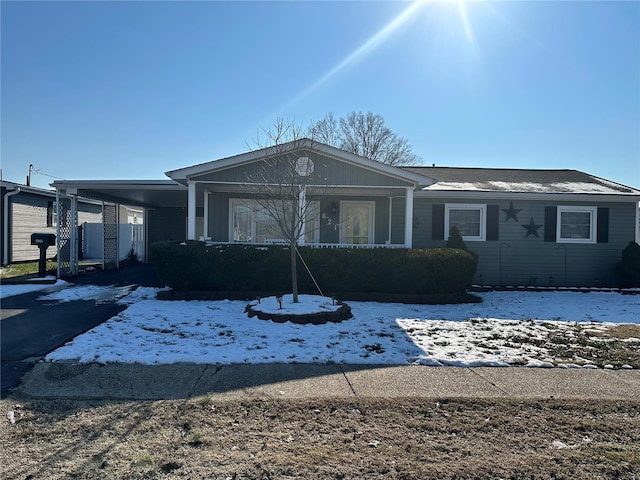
3, 186, 21, 266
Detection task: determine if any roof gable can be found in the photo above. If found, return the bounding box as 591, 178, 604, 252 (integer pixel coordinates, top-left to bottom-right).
166, 138, 433, 188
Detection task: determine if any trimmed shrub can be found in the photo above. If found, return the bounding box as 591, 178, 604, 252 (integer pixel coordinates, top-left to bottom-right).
150, 242, 478, 295
614, 241, 640, 287
446, 226, 467, 250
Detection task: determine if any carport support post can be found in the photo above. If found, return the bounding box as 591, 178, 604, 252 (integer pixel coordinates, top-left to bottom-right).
70, 196, 78, 275
187, 181, 196, 240
56, 190, 61, 279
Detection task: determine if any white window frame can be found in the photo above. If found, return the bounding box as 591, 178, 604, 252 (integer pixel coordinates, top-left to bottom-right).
556, 206, 597, 244
229, 198, 320, 244
445, 203, 486, 242
340, 201, 375, 245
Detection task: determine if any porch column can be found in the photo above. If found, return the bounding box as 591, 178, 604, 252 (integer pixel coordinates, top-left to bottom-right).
203, 191, 210, 240
187, 181, 196, 240
404, 187, 413, 248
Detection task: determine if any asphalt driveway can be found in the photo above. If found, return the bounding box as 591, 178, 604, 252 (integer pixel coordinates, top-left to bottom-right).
1, 264, 162, 397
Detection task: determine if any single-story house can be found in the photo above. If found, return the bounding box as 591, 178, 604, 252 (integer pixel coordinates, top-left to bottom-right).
1, 180, 102, 265
52, 139, 640, 286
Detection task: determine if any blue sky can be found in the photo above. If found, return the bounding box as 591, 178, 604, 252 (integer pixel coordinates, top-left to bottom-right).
2, 0, 639, 190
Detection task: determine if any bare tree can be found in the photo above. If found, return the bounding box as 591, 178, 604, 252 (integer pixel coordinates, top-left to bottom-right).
309, 111, 421, 166
244, 118, 328, 303
308, 112, 339, 146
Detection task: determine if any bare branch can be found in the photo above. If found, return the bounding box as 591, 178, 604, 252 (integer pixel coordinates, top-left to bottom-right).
308, 111, 421, 166
241, 118, 336, 302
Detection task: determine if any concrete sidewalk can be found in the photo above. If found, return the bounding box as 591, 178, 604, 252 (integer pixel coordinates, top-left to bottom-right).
14, 362, 640, 401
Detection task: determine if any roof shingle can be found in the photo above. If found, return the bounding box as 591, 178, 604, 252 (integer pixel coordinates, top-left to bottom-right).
403, 167, 640, 195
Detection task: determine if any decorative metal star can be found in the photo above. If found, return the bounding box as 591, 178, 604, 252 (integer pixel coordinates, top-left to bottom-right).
502, 201, 522, 222
522, 217, 542, 238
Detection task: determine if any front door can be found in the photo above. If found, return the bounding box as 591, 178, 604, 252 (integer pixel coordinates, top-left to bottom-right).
340, 201, 374, 245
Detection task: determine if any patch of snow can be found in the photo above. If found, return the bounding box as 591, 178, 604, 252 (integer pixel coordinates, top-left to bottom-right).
117, 286, 169, 305
424, 181, 636, 195
26, 275, 58, 283
44, 290, 640, 367
248, 295, 342, 315
0, 280, 70, 299
525, 359, 555, 368
38, 284, 134, 304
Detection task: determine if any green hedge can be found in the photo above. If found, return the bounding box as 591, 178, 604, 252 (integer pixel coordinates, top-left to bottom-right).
614, 241, 640, 287
150, 242, 478, 295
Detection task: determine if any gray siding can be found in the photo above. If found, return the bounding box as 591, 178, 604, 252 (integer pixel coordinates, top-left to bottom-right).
204, 190, 636, 286
390, 197, 407, 245
413, 198, 638, 287
208, 192, 232, 242
147, 207, 187, 245
9, 193, 100, 263
192, 153, 412, 187
78, 203, 102, 224
1, 187, 9, 264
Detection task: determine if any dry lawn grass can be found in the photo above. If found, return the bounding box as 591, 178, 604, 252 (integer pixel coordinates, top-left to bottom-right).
1, 397, 639, 479
540, 324, 640, 369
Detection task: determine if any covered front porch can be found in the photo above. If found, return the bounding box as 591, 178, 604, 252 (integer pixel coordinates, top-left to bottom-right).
188, 183, 417, 249
171, 139, 432, 249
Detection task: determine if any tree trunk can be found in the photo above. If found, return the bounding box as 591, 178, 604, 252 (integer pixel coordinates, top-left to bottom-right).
291, 244, 299, 303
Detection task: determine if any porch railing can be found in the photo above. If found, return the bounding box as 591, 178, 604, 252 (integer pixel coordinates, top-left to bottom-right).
199, 239, 406, 249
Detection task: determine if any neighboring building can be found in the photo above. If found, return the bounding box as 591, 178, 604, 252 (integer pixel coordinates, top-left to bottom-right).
52, 139, 640, 286
119, 205, 143, 225
1, 180, 102, 265
82, 205, 145, 262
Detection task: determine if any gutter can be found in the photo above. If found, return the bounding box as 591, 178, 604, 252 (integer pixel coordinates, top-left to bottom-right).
416, 190, 640, 203
3, 186, 21, 265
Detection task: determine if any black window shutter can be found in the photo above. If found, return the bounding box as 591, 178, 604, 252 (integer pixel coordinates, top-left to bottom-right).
432, 204, 444, 240
597, 207, 609, 243
486, 205, 499, 241
544, 206, 557, 242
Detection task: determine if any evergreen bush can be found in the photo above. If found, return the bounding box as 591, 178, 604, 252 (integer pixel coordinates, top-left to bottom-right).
150, 242, 478, 295
614, 241, 640, 287
446, 225, 467, 250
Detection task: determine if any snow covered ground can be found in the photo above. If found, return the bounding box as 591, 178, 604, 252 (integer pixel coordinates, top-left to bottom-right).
39, 285, 640, 368
1, 279, 69, 299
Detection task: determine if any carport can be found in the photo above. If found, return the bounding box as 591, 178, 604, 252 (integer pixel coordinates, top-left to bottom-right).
51, 180, 188, 277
